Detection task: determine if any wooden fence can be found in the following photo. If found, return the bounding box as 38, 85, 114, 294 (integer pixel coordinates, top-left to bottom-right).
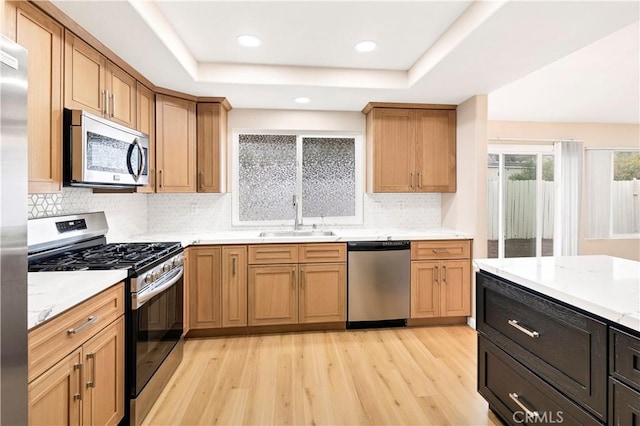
488, 179, 639, 239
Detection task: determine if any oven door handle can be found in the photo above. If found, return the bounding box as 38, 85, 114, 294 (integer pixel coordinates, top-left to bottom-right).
133, 266, 183, 309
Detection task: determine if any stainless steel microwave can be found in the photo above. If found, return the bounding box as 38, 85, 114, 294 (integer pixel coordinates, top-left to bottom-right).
63, 109, 149, 188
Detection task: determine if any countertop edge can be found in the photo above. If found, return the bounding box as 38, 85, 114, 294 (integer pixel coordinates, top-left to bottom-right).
28, 270, 128, 330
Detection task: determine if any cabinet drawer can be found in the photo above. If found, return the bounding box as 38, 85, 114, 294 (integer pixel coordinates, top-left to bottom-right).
28, 282, 124, 382
477, 272, 607, 420
610, 378, 640, 425
611, 327, 640, 391
298, 243, 346, 263
478, 336, 599, 426
411, 240, 470, 260
249, 245, 298, 264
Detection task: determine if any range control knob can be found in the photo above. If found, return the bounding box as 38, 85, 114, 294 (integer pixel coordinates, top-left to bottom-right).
144, 273, 154, 284
163, 263, 171, 273
172, 256, 182, 267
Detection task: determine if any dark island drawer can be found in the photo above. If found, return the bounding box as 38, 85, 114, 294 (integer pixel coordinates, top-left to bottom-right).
478, 336, 600, 426
610, 327, 640, 390
609, 378, 640, 425
476, 272, 607, 421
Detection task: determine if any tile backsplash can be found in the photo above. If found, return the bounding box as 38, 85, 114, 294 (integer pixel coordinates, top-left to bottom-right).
28, 187, 148, 242
29, 190, 441, 238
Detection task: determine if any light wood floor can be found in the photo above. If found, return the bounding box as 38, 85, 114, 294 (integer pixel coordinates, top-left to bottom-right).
143, 326, 503, 426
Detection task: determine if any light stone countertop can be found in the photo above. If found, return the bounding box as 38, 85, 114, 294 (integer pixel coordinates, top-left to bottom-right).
28, 270, 128, 330
474, 255, 640, 332
122, 227, 473, 246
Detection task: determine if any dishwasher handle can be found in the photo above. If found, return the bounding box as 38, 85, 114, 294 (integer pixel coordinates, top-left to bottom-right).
347, 241, 411, 251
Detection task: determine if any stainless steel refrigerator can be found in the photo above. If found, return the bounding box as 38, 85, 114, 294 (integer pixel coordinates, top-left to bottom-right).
0, 34, 28, 424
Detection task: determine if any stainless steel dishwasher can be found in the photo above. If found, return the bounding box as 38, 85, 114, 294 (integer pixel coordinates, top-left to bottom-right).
347, 240, 411, 329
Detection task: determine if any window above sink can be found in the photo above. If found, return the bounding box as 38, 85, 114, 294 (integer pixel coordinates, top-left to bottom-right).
232, 131, 364, 227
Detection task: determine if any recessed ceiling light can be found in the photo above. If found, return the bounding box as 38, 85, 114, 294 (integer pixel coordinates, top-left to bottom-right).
355, 40, 377, 52
294, 97, 311, 104
237, 34, 261, 47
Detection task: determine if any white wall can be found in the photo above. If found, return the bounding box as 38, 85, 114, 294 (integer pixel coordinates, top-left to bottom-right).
442, 95, 489, 258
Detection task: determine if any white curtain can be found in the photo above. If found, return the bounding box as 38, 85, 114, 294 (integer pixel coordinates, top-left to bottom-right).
554, 141, 583, 255
585, 150, 612, 238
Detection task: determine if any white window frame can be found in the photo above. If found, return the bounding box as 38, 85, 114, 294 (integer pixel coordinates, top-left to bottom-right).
232, 130, 364, 227
488, 144, 555, 258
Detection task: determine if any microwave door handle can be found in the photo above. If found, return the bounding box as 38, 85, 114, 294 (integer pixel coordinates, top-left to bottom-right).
128, 138, 143, 182
135, 138, 145, 180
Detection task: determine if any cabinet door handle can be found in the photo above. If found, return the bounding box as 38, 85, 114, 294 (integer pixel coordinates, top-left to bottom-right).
300, 268, 304, 289
418, 172, 422, 189
110, 93, 115, 117
410, 172, 415, 189
232, 257, 236, 277
102, 90, 108, 115
73, 362, 83, 401
67, 316, 98, 335
508, 393, 539, 420
434, 266, 439, 282
508, 319, 540, 338
86, 353, 96, 388
291, 269, 295, 288
442, 265, 447, 282
198, 171, 204, 190
150, 169, 155, 188
159, 170, 164, 188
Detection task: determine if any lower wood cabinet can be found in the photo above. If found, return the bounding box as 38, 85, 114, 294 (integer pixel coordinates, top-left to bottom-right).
187, 246, 222, 329
410, 240, 471, 319
28, 284, 125, 426
187, 243, 346, 331
299, 263, 346, 323
248, 264, 298, 326
222, 246, 247, 327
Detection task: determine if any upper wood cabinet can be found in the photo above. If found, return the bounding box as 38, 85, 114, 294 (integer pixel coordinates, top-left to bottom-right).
136, 83, 156, 193
155, 94, 197, 193
364, 104, 456, 193
64, 30, 136, 129
15, 2, 63, 193
196, 102, 228, 193
2, 1, 17, 41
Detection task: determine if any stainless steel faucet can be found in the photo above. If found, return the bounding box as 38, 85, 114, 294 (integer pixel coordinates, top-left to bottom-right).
293, 195, 301, 230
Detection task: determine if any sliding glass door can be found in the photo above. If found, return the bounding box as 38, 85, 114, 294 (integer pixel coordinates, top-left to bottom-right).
487, 146, 554, 258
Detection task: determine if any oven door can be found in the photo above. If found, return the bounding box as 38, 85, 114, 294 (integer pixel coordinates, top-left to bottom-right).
130, 266, 183, 397
67, 109, 149, 187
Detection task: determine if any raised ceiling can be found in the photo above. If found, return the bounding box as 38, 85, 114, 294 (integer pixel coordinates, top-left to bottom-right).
51, 1, 639, 123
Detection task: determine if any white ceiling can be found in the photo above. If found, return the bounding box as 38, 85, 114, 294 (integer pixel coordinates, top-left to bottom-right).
51, 1, 640, 123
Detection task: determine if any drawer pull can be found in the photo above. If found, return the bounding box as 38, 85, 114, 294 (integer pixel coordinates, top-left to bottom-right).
508, 393, 539, 420
508, 319, 540, 338
67, 316, 98, 335
432, 248, 450, 254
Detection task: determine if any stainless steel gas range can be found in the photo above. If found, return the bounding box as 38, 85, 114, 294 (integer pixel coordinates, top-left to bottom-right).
28, 211, 184, 425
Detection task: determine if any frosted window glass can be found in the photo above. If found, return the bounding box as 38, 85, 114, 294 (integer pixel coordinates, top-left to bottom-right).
238, 134, 296, 221
302, 137, 355, 217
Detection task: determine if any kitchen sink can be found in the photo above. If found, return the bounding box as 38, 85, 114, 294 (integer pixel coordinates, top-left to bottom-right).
259, 230, 335, 237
